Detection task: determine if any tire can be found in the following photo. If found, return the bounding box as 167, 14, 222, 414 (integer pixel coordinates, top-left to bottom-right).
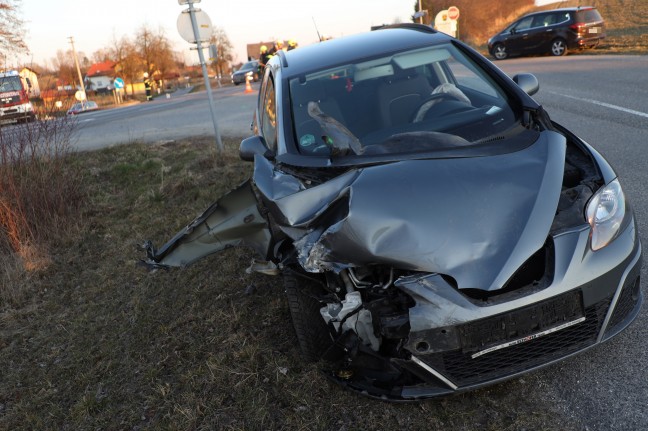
284, 273, 334, 362
234, 82, 240, 86
551, 38, 568, 56
493, 44, 508, 60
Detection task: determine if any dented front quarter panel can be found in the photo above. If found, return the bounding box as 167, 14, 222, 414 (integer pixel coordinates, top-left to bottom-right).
144, 180, 271, 268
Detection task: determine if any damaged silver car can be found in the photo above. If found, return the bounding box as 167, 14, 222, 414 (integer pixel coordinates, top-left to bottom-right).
144, 24, 642, 400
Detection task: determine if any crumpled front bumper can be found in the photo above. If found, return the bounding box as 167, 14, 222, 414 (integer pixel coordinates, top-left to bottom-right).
330, 219, 642, 400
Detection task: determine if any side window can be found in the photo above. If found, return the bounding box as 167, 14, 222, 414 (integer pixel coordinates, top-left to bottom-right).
515, 16, 534, 31
260, 74, 277, 151
533, 13, 555, 28
555, 12, 570, 24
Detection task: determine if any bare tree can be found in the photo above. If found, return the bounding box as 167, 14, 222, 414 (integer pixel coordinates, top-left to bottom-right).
210, 27, 234, 79
51, 50, 78, 89
0, 0, 26, 55
112, 36, 143, 97
134, 25, 175, 85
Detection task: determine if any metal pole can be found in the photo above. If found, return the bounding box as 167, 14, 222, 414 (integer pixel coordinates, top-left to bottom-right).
418, 0, 423, 24
185, 1, 223, 153
68, 36, 87, 103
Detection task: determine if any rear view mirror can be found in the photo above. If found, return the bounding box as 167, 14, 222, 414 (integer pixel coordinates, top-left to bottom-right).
239, 135, 273, 162
512, 73, 539, 96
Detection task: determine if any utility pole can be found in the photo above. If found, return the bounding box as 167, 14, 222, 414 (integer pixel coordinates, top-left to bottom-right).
68, 37, 87, 102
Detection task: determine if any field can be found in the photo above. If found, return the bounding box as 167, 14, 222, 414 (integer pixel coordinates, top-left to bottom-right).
0, 138, 589, 430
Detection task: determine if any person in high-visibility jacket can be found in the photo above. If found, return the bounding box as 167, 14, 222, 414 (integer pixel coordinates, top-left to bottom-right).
144, 79, 153, 101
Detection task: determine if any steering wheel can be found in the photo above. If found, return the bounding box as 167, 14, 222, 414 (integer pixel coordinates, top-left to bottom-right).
412, 93, 467, 123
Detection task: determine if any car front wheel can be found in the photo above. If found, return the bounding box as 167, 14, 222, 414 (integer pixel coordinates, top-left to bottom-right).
493, 44, 508, 60
551, 38, 568, 56
284, 273, 334, 362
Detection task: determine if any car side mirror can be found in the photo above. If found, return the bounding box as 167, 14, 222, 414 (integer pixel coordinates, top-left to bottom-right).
512, 73, 539, 96
510, 28, 516, 35
239, 135, 273, 162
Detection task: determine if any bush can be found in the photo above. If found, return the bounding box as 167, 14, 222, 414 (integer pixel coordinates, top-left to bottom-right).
0, 109, 84, 270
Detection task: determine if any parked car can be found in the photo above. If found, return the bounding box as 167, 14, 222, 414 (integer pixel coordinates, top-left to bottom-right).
66, 100, 99, 115
488, 7, 606, 60
231, 60, 259, 85
144, 24, 641, 400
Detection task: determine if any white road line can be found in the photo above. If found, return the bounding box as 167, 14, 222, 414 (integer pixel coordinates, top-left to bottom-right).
548, 91, 648, 119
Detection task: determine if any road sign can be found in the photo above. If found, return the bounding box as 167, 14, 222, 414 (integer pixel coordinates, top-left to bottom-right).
177, 9, 212, 43
113, 77, 125, 89
448, 6, 460, 20
75, 90, 86, 101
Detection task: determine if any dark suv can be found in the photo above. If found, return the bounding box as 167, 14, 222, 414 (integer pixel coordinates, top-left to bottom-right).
488, 7, 605, 60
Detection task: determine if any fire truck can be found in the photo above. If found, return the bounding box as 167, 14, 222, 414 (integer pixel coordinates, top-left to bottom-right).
0, 70, 36, 124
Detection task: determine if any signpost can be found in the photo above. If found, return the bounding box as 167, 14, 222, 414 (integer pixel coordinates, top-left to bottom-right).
435, 7, 460, 38
448, 6, 460, 20
177, 0, 223, 153
113, 77, 125, 105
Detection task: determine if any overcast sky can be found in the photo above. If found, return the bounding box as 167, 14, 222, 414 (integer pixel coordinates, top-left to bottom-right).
19, 1, 557, 69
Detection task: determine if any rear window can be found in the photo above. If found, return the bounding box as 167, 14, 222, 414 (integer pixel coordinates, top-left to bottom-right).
575, 9, 603, 23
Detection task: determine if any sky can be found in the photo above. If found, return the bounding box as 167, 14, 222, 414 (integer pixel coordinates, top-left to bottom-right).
19, 0, 558, 69
19, 0, 414, 69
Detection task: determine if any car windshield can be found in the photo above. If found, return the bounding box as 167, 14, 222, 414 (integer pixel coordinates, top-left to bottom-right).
289, 43, 518, 157
0, 76, 22, 92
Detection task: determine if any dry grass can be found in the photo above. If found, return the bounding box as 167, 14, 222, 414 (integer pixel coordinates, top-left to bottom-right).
0, 114, 83, 307
0, 137, 587, 430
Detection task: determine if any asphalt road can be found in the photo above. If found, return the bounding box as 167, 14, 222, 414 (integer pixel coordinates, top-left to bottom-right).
60, 55, 648, 429
496, 55, 648, 431
70, 82, 259, 151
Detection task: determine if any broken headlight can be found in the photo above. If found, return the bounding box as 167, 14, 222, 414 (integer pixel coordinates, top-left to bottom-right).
586, 179, 625, 251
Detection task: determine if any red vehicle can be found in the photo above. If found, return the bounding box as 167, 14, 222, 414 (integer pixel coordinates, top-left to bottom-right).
0, 70, 36, 124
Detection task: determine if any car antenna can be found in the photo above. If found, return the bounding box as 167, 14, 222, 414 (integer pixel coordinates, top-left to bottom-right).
312, 17, 323, 42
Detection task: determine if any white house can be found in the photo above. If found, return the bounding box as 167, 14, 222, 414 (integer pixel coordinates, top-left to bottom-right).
85, 60, 116, 93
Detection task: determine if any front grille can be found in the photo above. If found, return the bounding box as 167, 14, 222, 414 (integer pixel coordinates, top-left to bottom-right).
419, 298, 610, 387
607, 276, 640, 331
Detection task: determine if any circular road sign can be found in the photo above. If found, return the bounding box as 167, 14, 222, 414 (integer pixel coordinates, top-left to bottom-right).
177, 9, 212, 43
448, 6, 460, 20
75, 90, 86, 101
113, 77, 125, 89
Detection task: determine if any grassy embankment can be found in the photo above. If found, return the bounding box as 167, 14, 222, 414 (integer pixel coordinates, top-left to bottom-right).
0, 135, 587, 430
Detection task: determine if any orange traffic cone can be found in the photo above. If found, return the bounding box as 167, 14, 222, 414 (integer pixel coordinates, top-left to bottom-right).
244, 75, 253, 93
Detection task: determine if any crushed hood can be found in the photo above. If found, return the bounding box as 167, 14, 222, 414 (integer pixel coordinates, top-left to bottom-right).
264, 132, 566, 291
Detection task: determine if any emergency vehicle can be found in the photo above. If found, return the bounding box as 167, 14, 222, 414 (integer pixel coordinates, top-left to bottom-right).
0, 70, 36, 124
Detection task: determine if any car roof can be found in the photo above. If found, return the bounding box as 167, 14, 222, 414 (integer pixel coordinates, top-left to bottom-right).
520, 6, 598, 17
278, 25, 452, 78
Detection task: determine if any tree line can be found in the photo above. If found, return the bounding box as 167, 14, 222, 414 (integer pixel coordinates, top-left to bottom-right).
0, 2, 234, 96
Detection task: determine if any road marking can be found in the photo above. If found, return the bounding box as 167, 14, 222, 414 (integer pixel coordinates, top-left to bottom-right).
549, 91, 648, 119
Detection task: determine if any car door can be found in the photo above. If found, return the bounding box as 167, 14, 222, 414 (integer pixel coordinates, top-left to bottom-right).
513, 14, 552, 54
505, 16, 534, 54
532, 13, 562, 52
